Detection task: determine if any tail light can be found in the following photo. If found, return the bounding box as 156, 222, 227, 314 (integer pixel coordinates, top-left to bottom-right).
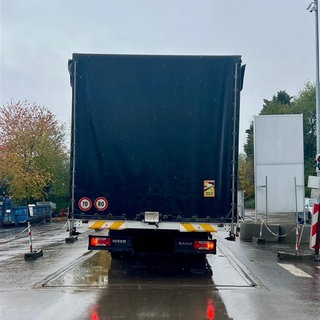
89, 236, 111, 247
194, 240, 216, 253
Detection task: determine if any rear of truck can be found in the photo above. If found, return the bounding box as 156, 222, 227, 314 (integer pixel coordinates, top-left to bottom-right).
68, 54, 244, 258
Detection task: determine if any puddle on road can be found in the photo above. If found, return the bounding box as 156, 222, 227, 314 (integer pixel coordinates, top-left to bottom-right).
39, 250, 111, 288
40, 251, 216, 289
36, 250, 253, 320
39, 248, 256, 291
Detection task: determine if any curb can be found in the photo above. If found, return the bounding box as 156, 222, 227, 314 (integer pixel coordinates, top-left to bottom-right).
277, 251, 315, 261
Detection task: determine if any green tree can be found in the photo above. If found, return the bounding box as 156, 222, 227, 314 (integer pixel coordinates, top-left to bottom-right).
260, 90, 292, 115
0, 100, 69, 205
291, 83, 316, 191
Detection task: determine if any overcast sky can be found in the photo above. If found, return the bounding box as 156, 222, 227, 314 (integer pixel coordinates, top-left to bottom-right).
0, 0, 317, 151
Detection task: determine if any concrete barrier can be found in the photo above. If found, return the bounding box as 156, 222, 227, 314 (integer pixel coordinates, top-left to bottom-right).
240, 222, 279, 242
240, 221, 312, 244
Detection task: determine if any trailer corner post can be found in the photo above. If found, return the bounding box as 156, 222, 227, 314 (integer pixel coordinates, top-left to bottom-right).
66, 58, 78, 244
228, 61, 240, 242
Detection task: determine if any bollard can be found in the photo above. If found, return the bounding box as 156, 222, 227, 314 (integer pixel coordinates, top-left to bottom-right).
310, 203, 320, 254
24, 222, 43, 261
28, 222, 32, 253
295, 224, 301, 255
310, 203, 320, 260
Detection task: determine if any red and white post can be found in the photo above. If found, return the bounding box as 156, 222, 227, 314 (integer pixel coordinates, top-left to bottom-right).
27, 221, 33, 253
24, 222, 43, 260
310, 203, 320, 255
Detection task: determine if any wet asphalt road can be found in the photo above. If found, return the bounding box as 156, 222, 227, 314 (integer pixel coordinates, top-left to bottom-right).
0, 220, 319, 320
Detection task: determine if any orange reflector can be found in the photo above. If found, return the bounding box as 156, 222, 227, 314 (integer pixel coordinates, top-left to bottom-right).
194, 240, 215, 251
90, 237, 111, 247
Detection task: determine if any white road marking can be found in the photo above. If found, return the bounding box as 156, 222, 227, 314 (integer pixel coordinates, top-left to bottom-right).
317, 266, 320, 270
278, 263, 312, 278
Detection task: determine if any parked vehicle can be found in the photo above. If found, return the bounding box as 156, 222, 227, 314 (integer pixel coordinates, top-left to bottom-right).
0, 197, 52, 226
302, 197, 317, 224
68, 54, 245, 259
36, 201, 57, 216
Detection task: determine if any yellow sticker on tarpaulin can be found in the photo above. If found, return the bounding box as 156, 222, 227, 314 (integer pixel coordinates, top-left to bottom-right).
204, 180, 215, 197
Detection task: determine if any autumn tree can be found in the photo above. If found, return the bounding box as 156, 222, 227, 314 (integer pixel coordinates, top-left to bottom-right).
0, 100, 69, 204
238, 153, 254, 198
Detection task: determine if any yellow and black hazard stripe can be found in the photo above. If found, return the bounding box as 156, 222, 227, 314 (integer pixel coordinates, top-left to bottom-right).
88, 220, 125, 230
180, 223, 217, 232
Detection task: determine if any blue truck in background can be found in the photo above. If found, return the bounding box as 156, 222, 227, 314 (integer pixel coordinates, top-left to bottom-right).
0, 197, 52, 226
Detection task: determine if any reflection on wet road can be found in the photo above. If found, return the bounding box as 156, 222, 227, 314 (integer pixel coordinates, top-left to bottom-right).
2, 222, 317, 320
41, 250, 234, 319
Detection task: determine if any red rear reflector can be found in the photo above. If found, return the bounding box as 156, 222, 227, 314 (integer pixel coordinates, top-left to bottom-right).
91, 306, 99, 320
90, 237, 111, 247
194, 240, 215, 251
207, 299, 215, 319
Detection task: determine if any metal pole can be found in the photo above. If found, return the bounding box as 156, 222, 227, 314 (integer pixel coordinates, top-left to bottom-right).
315, 0, 320, 252
315, 1, 320, 154
230, 62, 239, 240
265, 176, 268, 224
294, 177, 298, 225
294, 177, 300, 254
308, 1, 320, 158
308, 1, 320, 259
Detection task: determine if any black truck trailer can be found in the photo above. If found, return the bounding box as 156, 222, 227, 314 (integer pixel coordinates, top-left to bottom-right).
68, 54, 245, 259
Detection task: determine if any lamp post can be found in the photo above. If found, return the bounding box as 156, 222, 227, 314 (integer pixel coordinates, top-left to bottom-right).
308, 1, 320, 258
307, 1, 320, 155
